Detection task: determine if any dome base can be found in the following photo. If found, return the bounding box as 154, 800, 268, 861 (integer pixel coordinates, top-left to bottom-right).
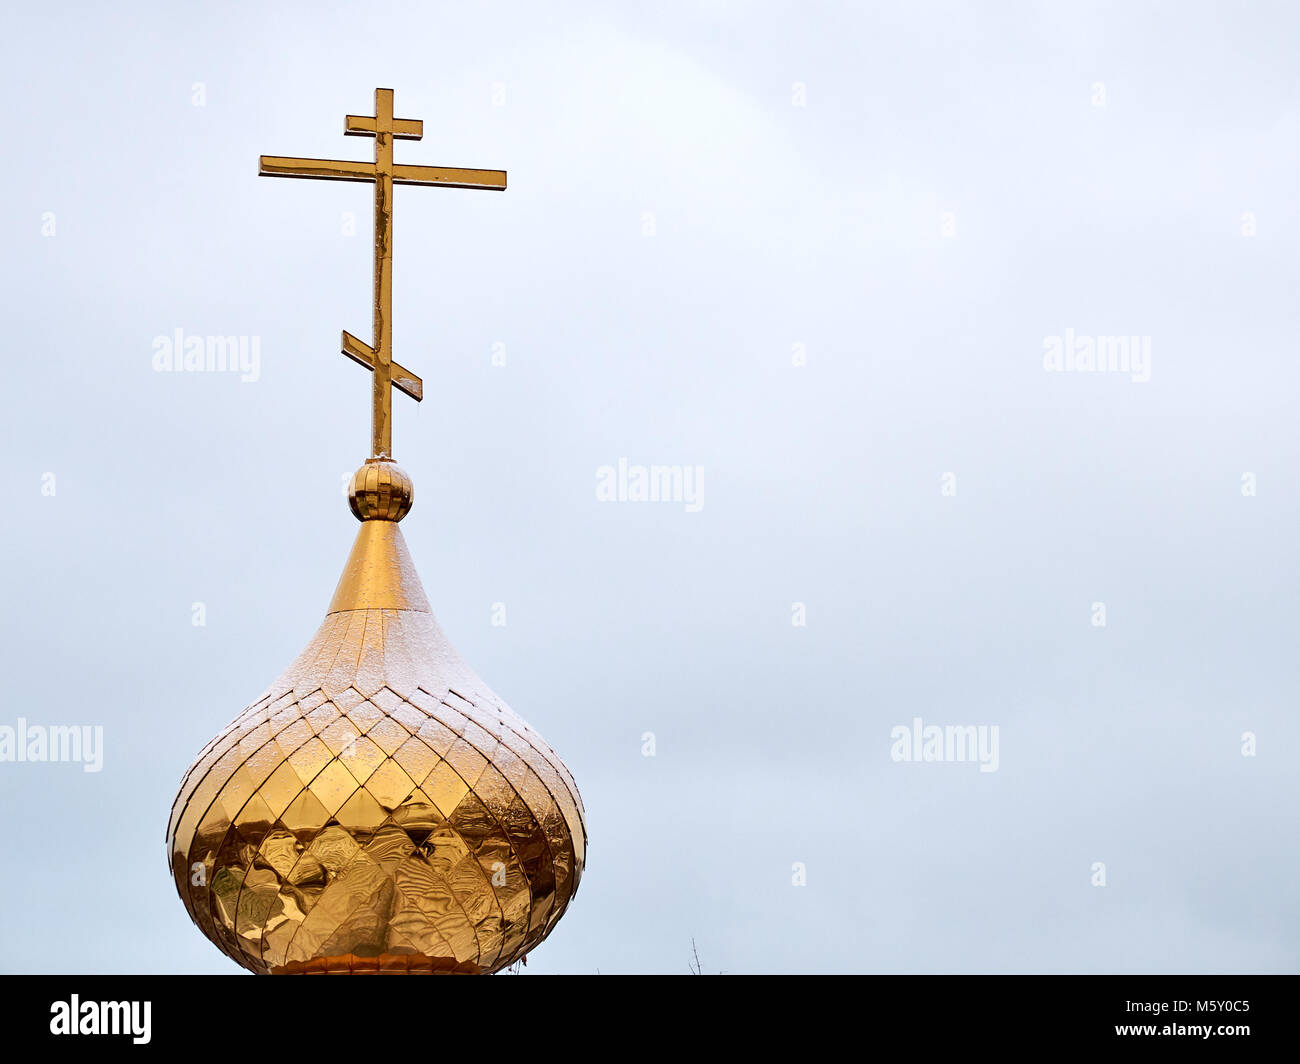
271, 952, 482, 975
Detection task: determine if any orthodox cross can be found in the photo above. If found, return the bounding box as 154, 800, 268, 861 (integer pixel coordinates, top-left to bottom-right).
260, 87, 506, 457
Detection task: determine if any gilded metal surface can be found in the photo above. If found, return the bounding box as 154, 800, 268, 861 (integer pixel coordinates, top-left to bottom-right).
326, 518, 430, 614
259, 87, 505, 459
167, 90, 584, 975
167, 523, 585, 974
348, 458, 414, 523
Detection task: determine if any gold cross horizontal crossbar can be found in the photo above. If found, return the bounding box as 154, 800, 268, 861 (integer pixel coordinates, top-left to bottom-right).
259, 87, 505, 459
259, 157, 507, 191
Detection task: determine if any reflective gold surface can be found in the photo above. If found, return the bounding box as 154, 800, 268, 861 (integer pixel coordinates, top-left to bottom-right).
327, 514, 429, 614
167, 521, 585, 974
167, 90, 584, 975
347, 458, 414, 523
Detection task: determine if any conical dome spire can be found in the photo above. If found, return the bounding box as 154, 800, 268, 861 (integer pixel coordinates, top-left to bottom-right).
166, 88, 584, 974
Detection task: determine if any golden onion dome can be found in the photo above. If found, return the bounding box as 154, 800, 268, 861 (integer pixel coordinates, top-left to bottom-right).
166, 459, 586, 974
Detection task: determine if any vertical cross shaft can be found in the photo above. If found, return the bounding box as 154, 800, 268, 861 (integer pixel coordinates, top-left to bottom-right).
371, 88, 396, 457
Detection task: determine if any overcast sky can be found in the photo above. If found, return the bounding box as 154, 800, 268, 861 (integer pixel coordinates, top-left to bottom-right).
1, 0, 1297, 974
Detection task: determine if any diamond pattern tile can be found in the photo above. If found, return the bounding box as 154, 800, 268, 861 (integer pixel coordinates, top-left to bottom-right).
168, 601, 585, 975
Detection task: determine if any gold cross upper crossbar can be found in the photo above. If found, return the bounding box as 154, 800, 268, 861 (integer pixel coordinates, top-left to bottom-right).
260, 87, 506, 458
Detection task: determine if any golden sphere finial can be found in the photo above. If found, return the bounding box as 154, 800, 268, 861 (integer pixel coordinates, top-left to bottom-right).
348, 458, 414, 522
